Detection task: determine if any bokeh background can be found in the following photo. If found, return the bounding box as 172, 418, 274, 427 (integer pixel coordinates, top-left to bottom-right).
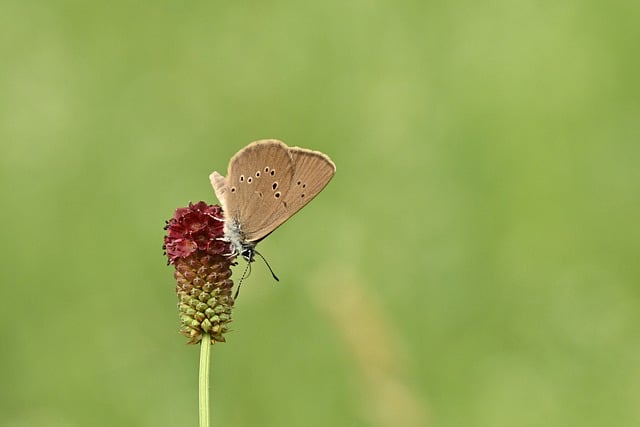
1, 1, 638, 426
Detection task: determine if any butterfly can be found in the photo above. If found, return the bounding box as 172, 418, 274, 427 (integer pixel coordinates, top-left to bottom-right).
210, 139, 336, 264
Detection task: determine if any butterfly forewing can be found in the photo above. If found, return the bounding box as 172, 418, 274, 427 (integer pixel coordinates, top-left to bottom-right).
221, 140, 296, 242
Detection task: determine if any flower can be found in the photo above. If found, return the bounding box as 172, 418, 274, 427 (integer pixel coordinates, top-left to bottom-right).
163, 201, 229, 264
163, 202, 235, 344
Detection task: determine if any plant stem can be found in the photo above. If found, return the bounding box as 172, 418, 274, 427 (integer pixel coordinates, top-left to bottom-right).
199, 333, 211, 427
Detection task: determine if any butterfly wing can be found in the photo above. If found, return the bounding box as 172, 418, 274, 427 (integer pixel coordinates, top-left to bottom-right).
211, 140, 295, 243
281, 146, 336, 223
210, 171, 228, 207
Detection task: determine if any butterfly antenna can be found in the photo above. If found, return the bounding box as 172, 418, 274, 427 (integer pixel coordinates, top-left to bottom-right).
234, 261, 252, 299
254, 250, 280, 282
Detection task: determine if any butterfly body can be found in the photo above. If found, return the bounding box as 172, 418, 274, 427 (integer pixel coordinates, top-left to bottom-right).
210, 139, 336, 262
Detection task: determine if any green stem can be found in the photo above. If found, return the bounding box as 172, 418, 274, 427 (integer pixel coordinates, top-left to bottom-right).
199, 333, 211, 427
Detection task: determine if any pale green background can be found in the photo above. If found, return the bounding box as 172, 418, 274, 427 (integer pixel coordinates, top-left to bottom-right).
1, 1, 639, 426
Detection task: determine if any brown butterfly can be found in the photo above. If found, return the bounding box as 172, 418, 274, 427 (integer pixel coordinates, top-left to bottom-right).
210, 139, 336, 263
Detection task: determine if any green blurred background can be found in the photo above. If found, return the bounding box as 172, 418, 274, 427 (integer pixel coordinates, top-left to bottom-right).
1, 1, 638, 426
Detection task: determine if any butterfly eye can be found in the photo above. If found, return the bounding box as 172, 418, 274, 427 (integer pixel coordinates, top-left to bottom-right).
270, 170, 276, 176
239, 175, 245, 182
255, 171, 260, 177
272, 182, 278, 190
274, 192, 281, 198
231, 187, 236, 193
264, 167, 269, 172
247, 177, 253, 184
296, 180, 301, 185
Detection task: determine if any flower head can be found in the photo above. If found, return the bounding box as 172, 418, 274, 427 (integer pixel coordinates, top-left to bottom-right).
164, 201, 229, 263
164, 202, 235, 344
